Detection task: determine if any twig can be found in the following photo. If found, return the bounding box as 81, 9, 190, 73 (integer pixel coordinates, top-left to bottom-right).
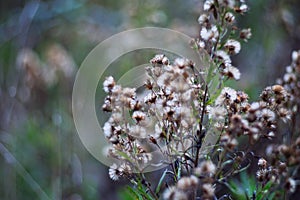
195, 85, 208, 167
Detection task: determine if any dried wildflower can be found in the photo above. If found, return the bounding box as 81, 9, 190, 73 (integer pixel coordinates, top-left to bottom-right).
144, 93, 156, 105
236, 91, 249, 103
260, 108, 275, 122
202, 183, 215, 198
272, 85, 284, 95
100, 3, 300, 200
221, 132, 238, 149
285, 178, 297, 193
283, 72, 296, 83
256, 169, 268, 182
145, 79, 154, 90
110, 113, 123, 123
163, 186, 176, 200
102, 98, 112, 112
278, 162, 287, 175
174, 58, 192, 69
235, 4, 248, 13
177, 176, 199, 190
240, 4, 248, 12
132, 111, 146, 122
198, 14, 210, 25
223, 65, 241, 80
225, 12, 235, 23
292, 50, 300, 65
150, 54, 169, 65
249, 102, 260, 111
224, 39, 241, 55
240, 28, 252, 41
111, 85, 122, 95
267, 131, 275, 139
163, 187, 188, 200
109, 163, 120, 181
103, 76, 115, 93
103, 122, 113, 138
258, 158, 267, 169
215, 50, 231, 66
200, 25, 219, 42
203, 0, 214, 11
207, 106, 227, 121
194, 160, 216, 176
215, 87, 237, 105
198, 40, 206, 48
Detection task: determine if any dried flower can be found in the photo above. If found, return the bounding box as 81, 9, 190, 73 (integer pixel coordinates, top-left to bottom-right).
100, 3, 300, 200
215, 50, 232, 66
194, 160, 216, 176
103, 122, 112, 138
256, 169, 268, 182
225, 12, 235, 23
200, 25, 219, 42
215, 87, 237, 105
177, 176, 199, 190
207, 106, 227, 121
203, 0, 214, 11
163, 187, 188, 200
258, 158, 267, 169
285, 178, 297, 193
132, 111, 146, 122
198, 14, 210, 25
235, 4, 248, 13
240, 28, 252, 41
223, 65, 241, 80
202, 183, 215, 198
109, 163, 121, 181
292, 50, 300, 64
103, 76, 115, 93
150, 54, 169, 65
224, 39, 241, 55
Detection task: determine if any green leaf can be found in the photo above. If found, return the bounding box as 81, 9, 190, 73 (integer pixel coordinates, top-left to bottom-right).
256, 181, 274, 200
155, 169, 168, 194
115, 150, 134, 163
204, 59, 224, 105
221, 159, 233, 168
176, 162, 181, 181
125, 186, 143, 200
135, 179, 155, 200
227, 172, 257, 200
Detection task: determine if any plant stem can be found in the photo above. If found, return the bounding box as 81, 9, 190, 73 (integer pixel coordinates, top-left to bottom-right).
141, 174, 158, 200
195, 85, 208, 167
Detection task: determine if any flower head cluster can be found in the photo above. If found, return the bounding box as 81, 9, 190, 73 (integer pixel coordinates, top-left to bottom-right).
102, 75, 153, 178
276, 50, 300, 125
163, 160, 217, 200
256, 151, 298, 194
196, 0, 251, 82
215, 83, 291, 149
100, 1, 300, 199
163, 175, 199, 200
103, 54, 207, 179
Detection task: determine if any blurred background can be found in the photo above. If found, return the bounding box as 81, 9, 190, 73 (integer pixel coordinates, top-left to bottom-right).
0, 0, 300, 199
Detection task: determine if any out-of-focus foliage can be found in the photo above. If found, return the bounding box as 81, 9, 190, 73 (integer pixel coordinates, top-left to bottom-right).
0, 1, 202, 199
0, 0, 300, 199
236, 0, 300, 99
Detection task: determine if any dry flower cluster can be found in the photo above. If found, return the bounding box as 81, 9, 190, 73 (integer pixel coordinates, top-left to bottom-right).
101, 0, 299, 199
